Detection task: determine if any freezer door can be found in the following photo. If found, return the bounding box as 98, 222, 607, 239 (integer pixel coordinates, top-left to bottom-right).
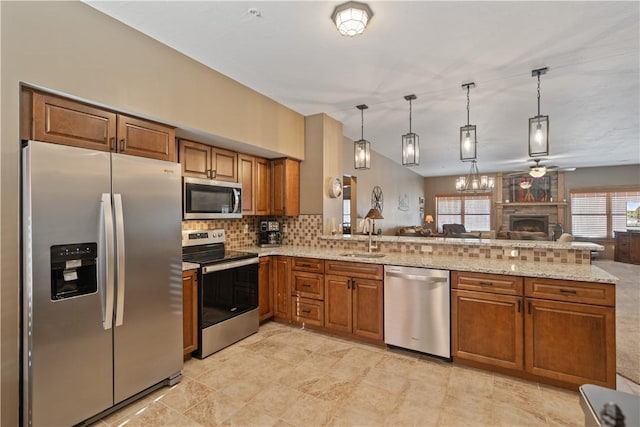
23, 141, 113, 426
111, 153, 183, 403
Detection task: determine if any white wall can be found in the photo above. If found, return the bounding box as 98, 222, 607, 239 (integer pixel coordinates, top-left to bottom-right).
342, 138, 425, 235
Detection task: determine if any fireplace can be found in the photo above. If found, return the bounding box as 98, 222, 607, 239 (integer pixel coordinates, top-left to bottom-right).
510, 215, 549, 233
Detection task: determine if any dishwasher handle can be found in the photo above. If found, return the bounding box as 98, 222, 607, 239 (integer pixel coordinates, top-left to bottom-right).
385, 271, 448, 283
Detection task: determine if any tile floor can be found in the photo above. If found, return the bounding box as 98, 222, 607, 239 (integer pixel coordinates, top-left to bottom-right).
93, 322, 637, 427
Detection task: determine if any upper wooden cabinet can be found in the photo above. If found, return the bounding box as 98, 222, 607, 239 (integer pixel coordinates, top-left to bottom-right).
255, 157, 271, 216
179, 139, 237, 182
271, 158, 300, 216
21, 89, 176, 162
238, 153, 270, 215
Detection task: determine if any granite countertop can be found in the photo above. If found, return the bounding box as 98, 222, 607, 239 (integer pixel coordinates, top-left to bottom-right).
182, 261, 199, 271
236, 245, 618, 284
321, 234, 605, 251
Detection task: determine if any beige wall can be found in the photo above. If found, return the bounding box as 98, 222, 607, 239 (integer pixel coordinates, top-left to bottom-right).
343, 138, 425, 235
1, 2, 305, 424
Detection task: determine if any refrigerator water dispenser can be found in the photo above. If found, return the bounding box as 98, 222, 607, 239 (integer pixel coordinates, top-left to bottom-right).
50, 243, 97, 300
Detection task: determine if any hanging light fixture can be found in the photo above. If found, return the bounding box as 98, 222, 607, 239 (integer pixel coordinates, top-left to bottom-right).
460, 82, 477, 161
455, 161, 495, 193
354, 104, 371, 170
402, 94, 419, 166
331, 1, 373, 37
529, 67, 549, 157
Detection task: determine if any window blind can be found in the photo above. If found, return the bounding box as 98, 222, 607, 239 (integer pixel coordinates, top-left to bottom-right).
570, 189, 640, 238
436, 195, 491, 232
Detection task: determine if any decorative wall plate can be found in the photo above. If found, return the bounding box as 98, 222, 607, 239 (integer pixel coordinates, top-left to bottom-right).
371, 186, 384, 212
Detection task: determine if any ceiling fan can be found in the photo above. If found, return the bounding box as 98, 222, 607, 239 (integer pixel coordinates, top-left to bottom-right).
508, 159, 576, 178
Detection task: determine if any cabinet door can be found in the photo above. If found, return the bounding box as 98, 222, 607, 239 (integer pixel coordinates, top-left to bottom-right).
255, 157, 270, 215
182, 270, 198, 356
273, 256, 291, 322
524, 298, 615, 388
117, 114, 176, 162
258, 257, 273, 322
324, 275, 352, 334
32, 91, 117, 152
352, 279, 383, 341
631, 233, 640, 264
238, 154, 255, 215
179, 140, 211, 179
271, 158, 299, 216
211, 147, 238, 182
452, 290, 524, 370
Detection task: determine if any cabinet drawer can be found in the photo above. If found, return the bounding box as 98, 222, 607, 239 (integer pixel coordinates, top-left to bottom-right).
452, 271, 523, 296
325, 260, 383, 280
292, 271, 324, 300
291, 257, 324, 273
525, 278, 615, 306
291, 297, 324, 328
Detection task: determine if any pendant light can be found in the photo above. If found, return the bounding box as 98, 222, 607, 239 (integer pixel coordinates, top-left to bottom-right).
354, 104, 371, 170
529, 67, 549, 157
402, 94, 419, 166
460, 82, 477, 161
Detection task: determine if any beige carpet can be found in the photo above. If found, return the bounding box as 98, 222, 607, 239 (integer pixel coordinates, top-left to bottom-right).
593, 260, 640, 384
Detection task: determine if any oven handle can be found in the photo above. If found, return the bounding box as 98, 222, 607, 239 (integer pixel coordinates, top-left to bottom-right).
202, 257, 259, 274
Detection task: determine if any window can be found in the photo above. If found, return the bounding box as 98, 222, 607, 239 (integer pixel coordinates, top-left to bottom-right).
436, 195, 491, 232
570, 188, 640, 239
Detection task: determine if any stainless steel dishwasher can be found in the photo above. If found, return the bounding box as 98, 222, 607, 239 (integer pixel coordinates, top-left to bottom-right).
384, 265, 450, 359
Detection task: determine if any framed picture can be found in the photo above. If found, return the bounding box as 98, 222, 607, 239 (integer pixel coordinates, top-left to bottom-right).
510, 176, 551, 202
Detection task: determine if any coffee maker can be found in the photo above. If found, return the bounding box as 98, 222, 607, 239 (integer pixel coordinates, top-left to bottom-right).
259, 220, 282, 247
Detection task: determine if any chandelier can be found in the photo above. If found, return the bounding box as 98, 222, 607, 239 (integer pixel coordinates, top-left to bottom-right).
455, 161, 495, 193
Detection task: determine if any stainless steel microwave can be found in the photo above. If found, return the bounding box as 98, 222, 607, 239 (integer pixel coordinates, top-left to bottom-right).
183, 177, 242, 219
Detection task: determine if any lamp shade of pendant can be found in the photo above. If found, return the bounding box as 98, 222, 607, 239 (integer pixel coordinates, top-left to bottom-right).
460, 124, 477, 161
354, 104, 371, 170
402, 94, 419, 166
529, 115, 549, 157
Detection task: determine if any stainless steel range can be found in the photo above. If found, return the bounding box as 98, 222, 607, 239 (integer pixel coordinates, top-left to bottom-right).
182, 229, 259, 358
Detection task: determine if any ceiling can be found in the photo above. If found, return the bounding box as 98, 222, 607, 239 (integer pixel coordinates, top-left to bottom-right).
86, 1, 639, 177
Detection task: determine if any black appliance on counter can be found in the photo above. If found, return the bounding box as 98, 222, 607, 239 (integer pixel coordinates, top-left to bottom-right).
182, 229, 259, 358
258, 220, 282, 247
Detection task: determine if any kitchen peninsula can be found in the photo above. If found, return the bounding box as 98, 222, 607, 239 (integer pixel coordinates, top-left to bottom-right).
234, 235, 617, 392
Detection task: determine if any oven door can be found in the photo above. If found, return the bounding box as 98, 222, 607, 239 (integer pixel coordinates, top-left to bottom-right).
196, 258, 259, 358
183, 177, 242, 219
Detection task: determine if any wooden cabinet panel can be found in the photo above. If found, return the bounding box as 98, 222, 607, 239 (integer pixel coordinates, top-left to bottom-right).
525, 298, 616, 388
255, 157, 270, 215
615, 231, 640, 264
452, 290, 524, 370
352, 278, 383, 341
211, 147, 237, 182
179, 139, 210, 179
238, 154, 255, 215
291, 257, 324, 274
271, 158, 300, 216
525, 278, 614, 307
324, 275, 352, 334
182, 270, 198, 357
452, 271, 523, 295
259, 257, 273, 322
291, 297, 324, 328
325, 260, 383, 280
32, 91, 116, 152
273, 256, 291, 322
117, 114, 176, 162
292, 271, 324, 300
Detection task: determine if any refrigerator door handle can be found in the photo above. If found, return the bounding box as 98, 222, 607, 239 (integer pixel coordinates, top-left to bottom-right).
101, 193, 115, 330
114, 193, 126, 327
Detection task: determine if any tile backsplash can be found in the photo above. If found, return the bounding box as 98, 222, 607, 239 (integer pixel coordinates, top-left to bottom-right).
183, 214, 591, 265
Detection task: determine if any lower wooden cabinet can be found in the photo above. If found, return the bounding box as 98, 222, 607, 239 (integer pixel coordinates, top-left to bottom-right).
291, 297, 324, 328
182, 270, 198, 358
452, 289, 523, 370
273, 256, 291, 322
452, 271, 616, 389
258, 257, 274, 322
614, 231, 640, 264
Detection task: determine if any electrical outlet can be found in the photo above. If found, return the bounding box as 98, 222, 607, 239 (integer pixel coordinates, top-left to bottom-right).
421, 245, 432, 253
243, 224, 249, 233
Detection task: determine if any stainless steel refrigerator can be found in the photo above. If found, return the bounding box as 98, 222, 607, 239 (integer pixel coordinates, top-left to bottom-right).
22, 140, 183, 426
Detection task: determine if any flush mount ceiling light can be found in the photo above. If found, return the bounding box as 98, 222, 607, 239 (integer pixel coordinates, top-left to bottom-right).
331, 1, 373, 37
354, 104, 371, 170
455, 161, 495, 193
402, 94, 420, 166
460, 82, 477, 162
529, 67, 550, 157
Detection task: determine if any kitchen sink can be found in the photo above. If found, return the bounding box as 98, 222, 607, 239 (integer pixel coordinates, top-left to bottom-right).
339, 252, 386, 258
